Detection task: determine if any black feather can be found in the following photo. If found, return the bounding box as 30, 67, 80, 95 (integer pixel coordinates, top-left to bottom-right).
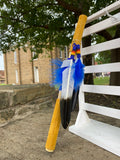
71, 88, 79, 111
60, 98, 72, 129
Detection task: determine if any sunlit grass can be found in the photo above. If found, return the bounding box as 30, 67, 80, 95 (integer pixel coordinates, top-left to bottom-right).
94, 76, 110, 85
0, 84, 6, 85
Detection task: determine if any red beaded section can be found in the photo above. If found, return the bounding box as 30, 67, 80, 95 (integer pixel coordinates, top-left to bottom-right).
76, 49, 81, 54
71, 50, 76, 55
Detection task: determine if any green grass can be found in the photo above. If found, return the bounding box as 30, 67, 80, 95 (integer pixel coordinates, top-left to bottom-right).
94, 76, 110, 85
0, 84, 6, 86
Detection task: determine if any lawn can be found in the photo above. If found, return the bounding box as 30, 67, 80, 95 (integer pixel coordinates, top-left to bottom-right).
94, 76, 110, 85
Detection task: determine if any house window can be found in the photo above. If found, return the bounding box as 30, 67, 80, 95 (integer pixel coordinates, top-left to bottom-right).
64, 46, 68, 58
32, 52, 38, 60
15, 70, 18, 83
14, 51, 17, 64
59, 49, 62, 58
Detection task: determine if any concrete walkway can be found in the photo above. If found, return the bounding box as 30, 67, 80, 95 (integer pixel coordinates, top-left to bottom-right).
0, 104, 119, 160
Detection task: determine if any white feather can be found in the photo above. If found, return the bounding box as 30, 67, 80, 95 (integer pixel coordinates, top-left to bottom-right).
61, 59, 74, 100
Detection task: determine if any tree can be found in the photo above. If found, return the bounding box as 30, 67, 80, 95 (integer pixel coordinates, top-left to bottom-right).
110, 25, 120, 86
0, 0, 79, 53
0, 0, 119, 85
95, 51, 111, 64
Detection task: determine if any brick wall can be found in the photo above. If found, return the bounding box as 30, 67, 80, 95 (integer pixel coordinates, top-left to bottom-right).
4, 46, 69, 85
38, 52, 51, 83
0, 71, 5, 84
4, 49, 20, 84
20, 48, 33, 84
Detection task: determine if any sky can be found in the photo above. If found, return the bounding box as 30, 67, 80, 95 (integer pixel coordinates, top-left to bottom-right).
0, 52, 4, 70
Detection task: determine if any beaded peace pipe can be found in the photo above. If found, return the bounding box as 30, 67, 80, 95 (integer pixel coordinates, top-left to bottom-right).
45, 15, 87, 152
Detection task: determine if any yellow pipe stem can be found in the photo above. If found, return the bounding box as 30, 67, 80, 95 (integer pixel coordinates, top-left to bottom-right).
69, 14, 87, 52
45, 14, 87, 152
45, 92, 61, 152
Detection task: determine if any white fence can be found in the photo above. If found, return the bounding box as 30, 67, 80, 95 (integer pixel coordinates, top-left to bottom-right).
69, 0, 120, 157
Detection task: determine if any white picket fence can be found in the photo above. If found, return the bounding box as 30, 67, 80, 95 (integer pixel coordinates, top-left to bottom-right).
69, 0, 120, 157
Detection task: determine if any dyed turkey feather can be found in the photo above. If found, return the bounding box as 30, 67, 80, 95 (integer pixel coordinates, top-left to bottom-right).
71, 57, 85, 111
61, 59, 74, 99
74, 58, 85, 91
71, 88, 79, 111
60, 98, 72, 129
50, 59, 68, 89
60, 59, 75, 129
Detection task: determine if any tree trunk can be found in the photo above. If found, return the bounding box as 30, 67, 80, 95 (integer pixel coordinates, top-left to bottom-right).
110, 25, 120, 86
82, 34, 93, 84
110, 48, 120, 86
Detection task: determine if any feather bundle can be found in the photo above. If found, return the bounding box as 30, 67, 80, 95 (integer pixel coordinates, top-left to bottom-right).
50, 58, 75, 129
50, 44, 85, 129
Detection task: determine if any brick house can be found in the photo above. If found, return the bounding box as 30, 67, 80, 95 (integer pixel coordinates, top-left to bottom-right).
4, 46, 69, 85
0, 70, 5, 84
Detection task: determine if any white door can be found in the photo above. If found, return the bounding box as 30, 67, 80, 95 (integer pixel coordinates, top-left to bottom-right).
34, 67, 39, 83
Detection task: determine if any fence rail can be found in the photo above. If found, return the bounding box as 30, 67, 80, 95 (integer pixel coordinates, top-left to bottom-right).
81, 102, 120, 119
81, 38, 120, 55
82, 85, 120, 96
83, 13, 120, 37
85, 62, 120, 73
86, 0, 120, 24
